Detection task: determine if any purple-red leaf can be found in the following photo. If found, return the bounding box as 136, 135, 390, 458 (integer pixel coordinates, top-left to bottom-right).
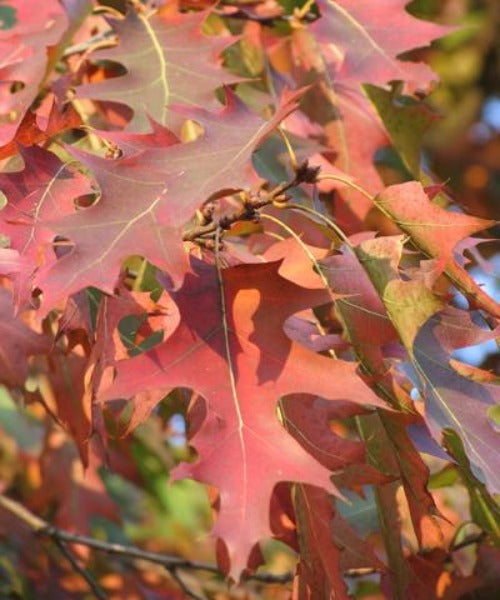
101, 260, 385, 577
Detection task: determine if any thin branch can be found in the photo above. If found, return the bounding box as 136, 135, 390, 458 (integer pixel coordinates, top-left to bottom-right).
167, 567, 205, 600
182, 160, 320, 246
341, 532, 490, 580
0, 493, 46, 530
0, 493, 292, 585
245, 570, 294, 583
0, 491, 491, 593
62, 31, 117, 58
182, 184, 286, 244
42, 527, 220, 573
54, 538, 107, 600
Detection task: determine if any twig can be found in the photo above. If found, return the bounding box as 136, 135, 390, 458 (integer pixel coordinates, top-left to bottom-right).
41, 527, 220, 574
244, 570, 294, 583
0, 493, 46, 530
53, 538, 107, 600
182, 185, 284, 244
167, 567, 205, 600
0, 492, 491, 594
62, 31, 117, 58
4, 490, 486, 592
341, 532, 490, 579
0, 493, 292, 585
182, 160, 320, 247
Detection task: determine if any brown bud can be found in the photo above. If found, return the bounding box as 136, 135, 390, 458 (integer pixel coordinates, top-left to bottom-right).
294, 160, 320, 184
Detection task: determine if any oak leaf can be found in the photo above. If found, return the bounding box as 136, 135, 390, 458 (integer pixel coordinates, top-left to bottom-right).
0, 146, 91, 306
357, 236, 500, 494
0, 287, 50, 386
373, 182, 499, 317
101, 260, 385, 577
311, 0, 449, 90
34, 90, 303, 310
76, 9, 238, 131
0, 0, 68, 146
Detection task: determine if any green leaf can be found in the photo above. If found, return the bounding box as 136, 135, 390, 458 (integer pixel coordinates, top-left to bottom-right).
428, 465, 459, 489
365, 84, 437, 178
0, 5, 17, 30
443, 430, 500, 545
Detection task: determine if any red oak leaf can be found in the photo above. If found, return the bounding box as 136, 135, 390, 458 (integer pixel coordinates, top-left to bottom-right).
91, 117, 180, 157
30, 430, 117, 536
361, 411, 445, 550
311, 0, 449, 90
357, 236, 500, 494
0, 0, 68, 146
282, 395, 369, 472
374, 182, 499, 318
321, 83, 388, 226
0, 248, 23, 275
76, 8, 238, 131
380, 548, 487, 600
321, 239, 399, 373
100, 260, 385, 577
0, 287, 50, 386
264, 236, 327, 289
85, 285, 180, 439
294, 486, 349, 600
0, 98, 81, 160
286, 0, 448, 230
412, 306, 500, 494
0, 146, 91, 306
364, 83, 440, 179
34, 89, 303, 310
294, 484, 387, 599
33, 351, 92, 466
321, 240, 445, 547
283, 33, 389, 226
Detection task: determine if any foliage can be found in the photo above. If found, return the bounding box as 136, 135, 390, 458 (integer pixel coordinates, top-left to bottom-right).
0, 0, 498, 598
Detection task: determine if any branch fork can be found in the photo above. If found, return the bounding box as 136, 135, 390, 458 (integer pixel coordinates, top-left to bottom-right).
183, 160, 320, 248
